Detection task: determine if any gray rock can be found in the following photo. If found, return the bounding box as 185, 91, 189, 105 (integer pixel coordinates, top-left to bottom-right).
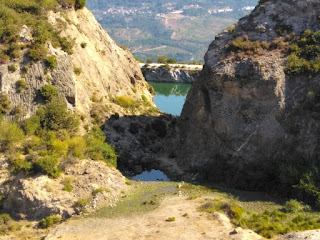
176, 0, 320, 187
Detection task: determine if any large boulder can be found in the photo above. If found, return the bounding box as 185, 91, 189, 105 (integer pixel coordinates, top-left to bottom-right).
176, 0, 320, 190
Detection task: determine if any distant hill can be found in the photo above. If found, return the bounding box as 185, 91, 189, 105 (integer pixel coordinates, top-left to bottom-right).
86, 0, 258, 62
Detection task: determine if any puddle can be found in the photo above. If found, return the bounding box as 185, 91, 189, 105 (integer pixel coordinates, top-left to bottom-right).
131, 169, 170, 182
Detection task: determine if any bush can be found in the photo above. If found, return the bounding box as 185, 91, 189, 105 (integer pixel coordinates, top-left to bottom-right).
166, 217, 175, 222
285, 199, 305, 213
157, 55, 168, 64
37, 98, 80, 133
111, 96, 140, 109
16, 79, 29, 93
0, 93, 11, 114
0, 122, 24, 151
28, 44, 48, 62
75, 0, 86, 9
23, 115, 41, 135
38, 215, 61, 228
85, 127, 117, 167
74, 66, 82, 76
67, 137, 86, 158
11, 157, 33, 174
63, 177, 74, 192
7, 64, 16, 72
80, 42, 87, 48
286, 30, 320, 76
0, 214, 12, 225
6, 44, 21, 59
59, 36, 74, 54
40, 84, 59, 102
44, 55, 58, 70
74, 198, 89, 212
35, 156, 61, 178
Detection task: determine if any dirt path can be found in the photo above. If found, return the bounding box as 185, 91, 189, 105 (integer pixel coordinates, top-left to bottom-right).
46, 196, 264, 240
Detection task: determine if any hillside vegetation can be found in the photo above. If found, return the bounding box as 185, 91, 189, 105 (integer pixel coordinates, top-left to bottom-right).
0, 0, 85, 63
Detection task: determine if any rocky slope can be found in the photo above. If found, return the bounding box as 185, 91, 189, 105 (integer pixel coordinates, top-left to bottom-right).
176, 0, 320, 189
0, 4, 151, 222
0, 7, 154, 121
0, 155, 126, 220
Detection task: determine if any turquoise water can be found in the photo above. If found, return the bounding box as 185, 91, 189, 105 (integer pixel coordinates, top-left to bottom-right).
131, 170, 170, 181
148, 82, 192, 116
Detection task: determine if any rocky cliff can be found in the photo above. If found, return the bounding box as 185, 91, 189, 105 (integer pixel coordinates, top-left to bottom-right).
142, 66, 199, 83
0, 3, 152, 221
176, 0, 320, 192
0, 7, 154, 121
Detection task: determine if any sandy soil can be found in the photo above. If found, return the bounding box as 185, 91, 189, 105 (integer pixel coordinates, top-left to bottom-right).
46, 196, 264, 240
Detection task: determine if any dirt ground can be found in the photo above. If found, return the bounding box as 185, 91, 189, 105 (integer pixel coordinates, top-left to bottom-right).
46, 196, 264, 240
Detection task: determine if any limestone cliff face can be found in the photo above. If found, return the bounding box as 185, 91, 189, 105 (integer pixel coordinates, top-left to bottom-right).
142, 66, 198, 83
0, 7, 153, 120
176, 0, 320, 187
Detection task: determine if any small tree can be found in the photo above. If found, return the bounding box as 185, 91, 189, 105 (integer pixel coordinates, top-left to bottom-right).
0, 122, 25, 151
0, 93, 11, 114
40, 84, 59, 102
75, 0, 86, 9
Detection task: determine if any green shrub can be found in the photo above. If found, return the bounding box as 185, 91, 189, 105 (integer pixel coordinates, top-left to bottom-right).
166, 217, 175, 222
0, 214, 12, 225
28, 44, 48, 62
285, 200, 305, 213
75, 0, 86, 9
85, 127, 117, 167
0, 122, 24, 151
111, 96, 140, 109
16, 79, 29, 93
80, 42, 87, 48
7, 64, 16, 72
157, 55, 168, 64
44, 55, 58, 70
67, 137, 86, 158
59, 36, 74, 54
37, 99, 80, 133
38, 215, 61, 228
35, 156, 61, 178
286, 30, 320, 76
92, 188, 108, 196
40, 84, 59, 102
74, 198, 89, 212
74, 66, 82, 76
0, 93, 11, 114
6, 44, 20, 59
63, 177, 74, 192
23, 115, 41, 135
52, 139, 68, 157
11, 157, 33, 174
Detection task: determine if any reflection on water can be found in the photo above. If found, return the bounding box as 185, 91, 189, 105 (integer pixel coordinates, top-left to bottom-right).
149, 82, 192, 116
131, 169, 170, 182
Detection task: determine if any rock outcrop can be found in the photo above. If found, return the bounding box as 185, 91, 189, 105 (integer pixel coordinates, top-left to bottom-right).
0, 7, 154, 120
142, 66, 199, 83
0, 157, 126, 220
176, 0, 320, 188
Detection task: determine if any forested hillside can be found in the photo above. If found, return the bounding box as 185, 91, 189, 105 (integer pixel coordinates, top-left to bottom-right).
87, 0, 258, 62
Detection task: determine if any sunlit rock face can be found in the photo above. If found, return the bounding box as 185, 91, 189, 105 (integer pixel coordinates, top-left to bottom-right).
176, 0, 320, 189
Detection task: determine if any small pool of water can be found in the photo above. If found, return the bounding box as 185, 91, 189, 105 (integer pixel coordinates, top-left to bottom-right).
131, 169, 170, 182
148, 82, 192, 116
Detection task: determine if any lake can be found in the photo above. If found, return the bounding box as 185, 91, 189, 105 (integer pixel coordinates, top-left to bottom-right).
131, 169, 170, 182
148, 82, 192, 116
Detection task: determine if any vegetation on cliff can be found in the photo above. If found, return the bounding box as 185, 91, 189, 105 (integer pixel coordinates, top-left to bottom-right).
0, 0, 85, 63
0, 85, 117, 180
